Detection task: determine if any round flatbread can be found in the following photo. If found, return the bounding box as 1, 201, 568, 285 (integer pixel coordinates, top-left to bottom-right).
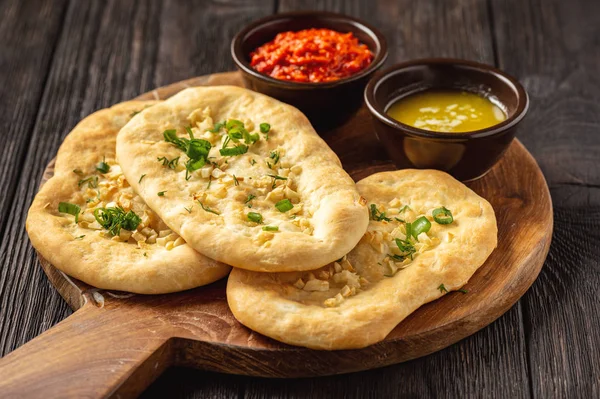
116, 86, 369, 272
226, 169, 498, 349
26, 101, 231, 294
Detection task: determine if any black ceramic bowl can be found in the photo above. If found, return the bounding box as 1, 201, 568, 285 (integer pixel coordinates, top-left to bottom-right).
231, 11, 388, 128
364, 58, 529, 181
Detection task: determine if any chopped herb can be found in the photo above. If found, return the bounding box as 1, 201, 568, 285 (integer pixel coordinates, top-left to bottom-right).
260, 123, 271, 133
163, 128, 211, 179
250, 159, 257, 166
222, 135, 231, 149
208, 121, 225, 133
138, 174, 146, 183
96, 157, 110, 174
226, 119, 244, 130
369, 204, 392, 222
143, 252, 147, 257
262, 225, 279, 231
58, 202, 81, 223
458, 288, 469, 294
266, 161, 272, 169
157, 191, 166, 196
78, 175, 98, 188
394, 217, 405, 223
233, 174, 239, 186
269, 150, 280, 165
432, 207, 453, 224
395, 238, 416, 260
245, 194, 256, 207
411, 216, 431, 239
247, 212, 263, 224
405, 222, 412, 240
220, 145, 248, 156
157, 156, 180, 169
399, 205, 411, 213
207, 175, 212, 189
72, 168, 83, 175
75, 235, 85, 240
93, 207, 141, 236
267, 174, 287, 188
198, 201, 219, 215
275, 199, 293, 213
438, 284, 448, 293
184, 206, 193, 213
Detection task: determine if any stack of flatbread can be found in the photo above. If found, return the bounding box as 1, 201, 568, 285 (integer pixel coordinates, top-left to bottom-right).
27, 86, 497, 349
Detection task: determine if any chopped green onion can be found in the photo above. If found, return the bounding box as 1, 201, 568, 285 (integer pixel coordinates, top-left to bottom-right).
93, 207, 141, 236
207, 121, 225, 133
96, 158, 110, 174
226, 119, 244, 130
411, 216, 431, 239
138, 174, 146, 183
394, 217, 405, 223
220, 145, 248, 156
233, 174, 239, 186
250, 159, 256, 166
275, 199, 293, 212
247, 212, 263, 224
438, 284, 448, 293
260, 123, 270, 133
197, 201, 219, 215
399, 205, 411, 213
207, 175, 212, 189
262, 225, 278, 231
58, 202, 81, 223
78, 175, 98, 188
186, 138, 211, 160
432, 207, 453, 224
72, 169, 83, 175
158, 191, 166, 196
369, 204, 391, 222
394, 238, 416, 260
458, 288, 468, 294
184, 206, 193, 213
75, 235, 85, 240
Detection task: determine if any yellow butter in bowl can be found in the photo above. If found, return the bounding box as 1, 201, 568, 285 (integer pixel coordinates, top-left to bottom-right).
387, 90, 506, 133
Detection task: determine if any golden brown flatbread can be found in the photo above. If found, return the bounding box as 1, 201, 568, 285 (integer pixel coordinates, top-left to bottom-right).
26, 101, 231, 294
116, 86, 369, 272
227, 169, 497, 349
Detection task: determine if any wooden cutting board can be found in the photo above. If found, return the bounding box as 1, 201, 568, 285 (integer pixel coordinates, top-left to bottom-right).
0, 72, 552, 398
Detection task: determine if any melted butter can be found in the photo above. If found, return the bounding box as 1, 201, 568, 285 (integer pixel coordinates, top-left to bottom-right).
387, 90, 506, 133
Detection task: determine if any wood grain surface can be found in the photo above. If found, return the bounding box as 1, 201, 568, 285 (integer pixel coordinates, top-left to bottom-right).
0, 0, 597, 398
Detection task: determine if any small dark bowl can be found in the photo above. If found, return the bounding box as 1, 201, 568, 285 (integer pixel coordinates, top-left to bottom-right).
364, 58, 529, 181
231, 11, 388, 129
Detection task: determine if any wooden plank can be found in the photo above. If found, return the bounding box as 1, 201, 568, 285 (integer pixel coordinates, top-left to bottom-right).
0, 0, 164, 357
491, 0, 600, 396
0, 0, 68, 246
154, 0, 275, 86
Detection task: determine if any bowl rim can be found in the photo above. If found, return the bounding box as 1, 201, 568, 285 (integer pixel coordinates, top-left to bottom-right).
231, 11, 388, 89
364, 58, 530, 139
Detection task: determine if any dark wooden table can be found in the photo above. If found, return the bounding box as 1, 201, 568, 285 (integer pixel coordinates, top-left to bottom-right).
0, 0, 598, 397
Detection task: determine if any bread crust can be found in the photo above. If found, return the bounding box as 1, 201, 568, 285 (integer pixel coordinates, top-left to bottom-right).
26, 101, 231, 294
226, 169, 498, 349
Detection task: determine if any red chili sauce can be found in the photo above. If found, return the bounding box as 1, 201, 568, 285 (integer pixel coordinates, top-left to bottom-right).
250, 28, 374, 83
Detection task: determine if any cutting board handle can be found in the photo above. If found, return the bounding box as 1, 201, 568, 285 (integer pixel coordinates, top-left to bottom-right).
0, 300, 173, 398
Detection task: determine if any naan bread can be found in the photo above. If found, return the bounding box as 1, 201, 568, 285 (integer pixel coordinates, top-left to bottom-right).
26, 101, 231, 294
116, 86, 368, 272
227, 170, 497, 349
